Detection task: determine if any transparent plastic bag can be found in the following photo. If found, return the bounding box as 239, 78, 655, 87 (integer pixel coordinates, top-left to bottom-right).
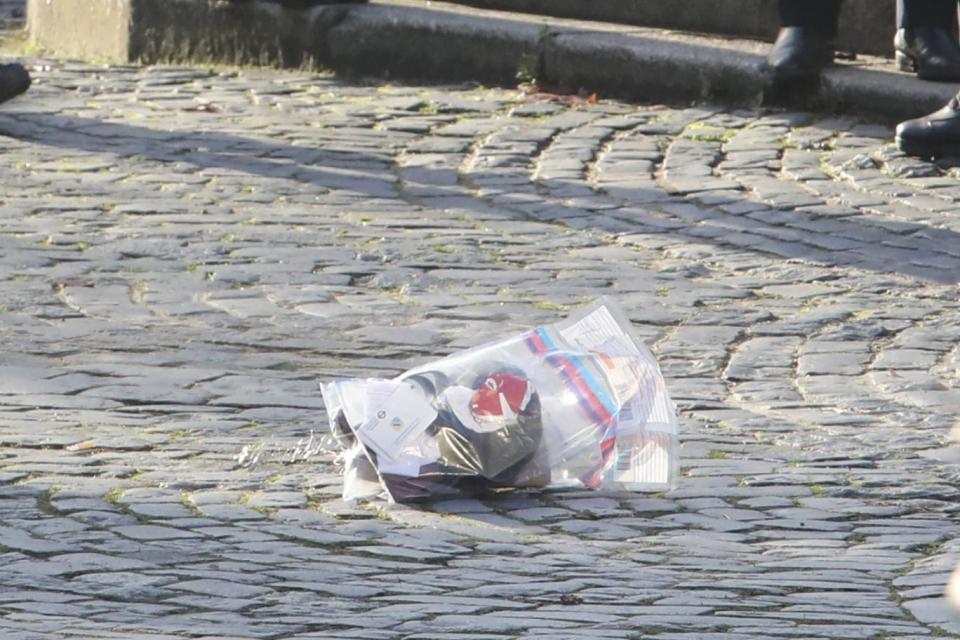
320, 298, 678, 502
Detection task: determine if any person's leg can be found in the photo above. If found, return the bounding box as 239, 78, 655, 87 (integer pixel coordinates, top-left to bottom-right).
895, 91, 960, 157
766, 0, 843, 79
897, 0, 957, 27
895, 0, 960, 80
779, 0, 843, 33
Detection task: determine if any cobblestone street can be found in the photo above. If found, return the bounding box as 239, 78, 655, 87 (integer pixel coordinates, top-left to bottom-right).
0, 55, 958, 639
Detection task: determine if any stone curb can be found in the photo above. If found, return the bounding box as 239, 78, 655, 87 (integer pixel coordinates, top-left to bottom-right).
26, 0, 958, 123
446, 0, 897, 58
324, 3, 542, 87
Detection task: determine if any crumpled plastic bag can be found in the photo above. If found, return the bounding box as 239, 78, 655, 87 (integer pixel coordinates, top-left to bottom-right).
321, 298, 678, 503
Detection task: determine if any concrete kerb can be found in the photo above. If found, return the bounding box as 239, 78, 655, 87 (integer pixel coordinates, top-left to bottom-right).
321, 4, 772, 106
324, 4, 542, 86
539, 29, 768, 108
325, 4, 956, 123
24, 0, 959, 123
819, 66, 957, 124
129, 0, 336, 69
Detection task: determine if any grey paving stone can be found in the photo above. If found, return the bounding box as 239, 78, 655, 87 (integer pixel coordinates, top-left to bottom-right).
225, 490, 308, 516
113, 525, 204, 541
0, 526, 73, 554
166, 578, 273, 599
0, 55, 956, 640
6, 553, 154, 576
193, 504, 268, 522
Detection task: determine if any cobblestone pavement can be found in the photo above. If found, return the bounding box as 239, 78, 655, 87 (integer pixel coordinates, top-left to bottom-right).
0, 57, 958, 640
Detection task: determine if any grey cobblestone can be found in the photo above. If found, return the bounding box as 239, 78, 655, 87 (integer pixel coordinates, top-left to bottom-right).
0, 23, 956, 638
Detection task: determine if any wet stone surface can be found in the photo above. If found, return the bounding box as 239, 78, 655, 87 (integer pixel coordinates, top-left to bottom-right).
0, 55, 958, 639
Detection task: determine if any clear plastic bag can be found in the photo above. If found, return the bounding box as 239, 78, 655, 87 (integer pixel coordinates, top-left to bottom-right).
321, 298, 678, 502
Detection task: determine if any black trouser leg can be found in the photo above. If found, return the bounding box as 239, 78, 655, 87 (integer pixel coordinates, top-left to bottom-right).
779, 0, 843, 35
895, 0, 960, 80
897, 0, 958, 27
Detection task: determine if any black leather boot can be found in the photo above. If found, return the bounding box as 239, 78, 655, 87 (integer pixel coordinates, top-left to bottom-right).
765, 27, 836, 80
895, 27, 960, 81
896, 96, 960, 157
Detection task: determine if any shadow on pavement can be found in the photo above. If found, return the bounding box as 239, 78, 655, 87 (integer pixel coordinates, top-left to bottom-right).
0, 110, 956, 285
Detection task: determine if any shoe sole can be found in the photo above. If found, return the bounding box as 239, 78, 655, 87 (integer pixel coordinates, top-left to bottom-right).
896, 136, 960, 158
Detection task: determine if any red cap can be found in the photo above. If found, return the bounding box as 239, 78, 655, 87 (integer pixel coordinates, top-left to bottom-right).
470, 373, 530, 417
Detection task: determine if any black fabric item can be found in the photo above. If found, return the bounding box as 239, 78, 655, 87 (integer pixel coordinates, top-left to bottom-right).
0, 63, 30, 106
778, 0, 843, 34
379, 469, 486, 503
434, 393, 543, 485
373, 376, 550, 503
898, 0, 959, 28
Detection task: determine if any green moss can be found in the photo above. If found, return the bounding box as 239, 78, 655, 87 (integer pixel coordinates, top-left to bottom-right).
103, 487, 126, 505
532, 301, 570, 312
417, 101, 440, 115
515, 53, 539, 85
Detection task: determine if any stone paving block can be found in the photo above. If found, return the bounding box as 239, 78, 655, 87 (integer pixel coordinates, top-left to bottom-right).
0, 54, 957, 640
